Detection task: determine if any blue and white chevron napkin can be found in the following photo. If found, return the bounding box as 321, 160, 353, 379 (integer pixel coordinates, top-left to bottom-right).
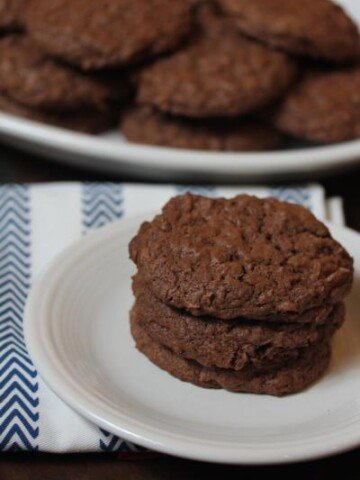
0, 182, 343, 453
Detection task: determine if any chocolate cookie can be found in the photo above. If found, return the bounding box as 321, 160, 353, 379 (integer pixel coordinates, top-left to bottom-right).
136, 28, 297, 117
194, 0, 240, 39
121, 107, 283, 151
0, 93, 116, 133
0, 0, 27, 31
264, 68, 360, 144
0, 35, 127, 112
26, 0, 193, 70
219, 0, 360, 63
129, 194, 353, 320
131, 314, 331, 396
132, 276, 344, 371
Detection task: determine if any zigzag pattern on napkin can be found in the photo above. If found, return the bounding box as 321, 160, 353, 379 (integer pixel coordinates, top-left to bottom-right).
268, 187, 311, 209
99, 429, 146, 453
82, 183, 124, 230
176, 185, 216, 197
81, 183, 140, 453
0, 185, 39, 451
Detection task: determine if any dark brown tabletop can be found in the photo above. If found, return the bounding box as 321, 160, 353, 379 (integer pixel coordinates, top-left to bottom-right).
0, 142, 359, 479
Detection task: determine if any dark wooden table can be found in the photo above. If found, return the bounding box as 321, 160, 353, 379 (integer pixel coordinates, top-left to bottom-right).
0, 143, 359, 479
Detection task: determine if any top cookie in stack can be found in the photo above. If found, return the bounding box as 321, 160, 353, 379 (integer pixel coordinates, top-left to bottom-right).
130, 194, 353, 320
129, 194, 353, 396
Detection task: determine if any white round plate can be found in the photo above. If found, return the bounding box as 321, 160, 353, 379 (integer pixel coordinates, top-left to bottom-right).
24, 216, 360, 465
1, 0, 360, 181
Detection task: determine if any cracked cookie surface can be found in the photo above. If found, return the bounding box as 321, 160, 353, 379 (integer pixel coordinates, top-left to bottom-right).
26, 0, 194, 70
131, 313, 331, 396
265, 67, 360, 144
137, 24, 297, 117
219, 0, 360, 63
129, 193, 353, 320
132, 275, 344, 371
0, 35, 127, 112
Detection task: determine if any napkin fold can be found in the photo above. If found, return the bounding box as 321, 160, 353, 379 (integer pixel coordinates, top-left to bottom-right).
0, 182, 341, 453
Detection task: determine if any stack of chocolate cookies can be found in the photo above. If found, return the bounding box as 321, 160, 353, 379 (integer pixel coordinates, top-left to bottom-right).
129, 194, 353, 396
0, 0, 359, 147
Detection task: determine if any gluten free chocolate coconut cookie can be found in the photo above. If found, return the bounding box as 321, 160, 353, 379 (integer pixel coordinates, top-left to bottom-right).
136, 24, 297, 117
131, 314, 332, 396
132, 275, 344, 371
121, 106, 283, 151
265, 67, 360, 144
0, 93, 116, 133
25, 0, 194, 70
0, 35, 127, 112
130, 194, 353, 320
219, 0, 360, 63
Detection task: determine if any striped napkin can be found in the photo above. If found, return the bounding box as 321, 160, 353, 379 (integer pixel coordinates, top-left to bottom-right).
0, 182, 343, 453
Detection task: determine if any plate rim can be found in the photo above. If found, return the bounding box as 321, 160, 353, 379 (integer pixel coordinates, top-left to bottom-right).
1, 111, 360, 177
24, 218, 360, 464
